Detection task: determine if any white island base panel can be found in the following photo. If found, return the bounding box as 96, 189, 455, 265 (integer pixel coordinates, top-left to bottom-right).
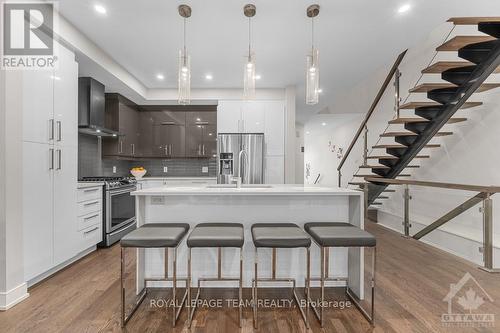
133, 186, 364, 299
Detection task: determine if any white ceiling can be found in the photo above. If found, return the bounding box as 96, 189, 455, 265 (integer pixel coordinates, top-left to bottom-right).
58, 0, 500, 123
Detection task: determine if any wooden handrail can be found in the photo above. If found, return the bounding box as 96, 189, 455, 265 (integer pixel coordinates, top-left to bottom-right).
337, 49, 408, 172
364, 177, 500, 193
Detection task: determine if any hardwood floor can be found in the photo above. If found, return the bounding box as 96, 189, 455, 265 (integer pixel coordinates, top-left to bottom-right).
1, 221, 499, 332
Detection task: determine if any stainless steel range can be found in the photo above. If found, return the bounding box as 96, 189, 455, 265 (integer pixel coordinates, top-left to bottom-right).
79, 176, 137, 247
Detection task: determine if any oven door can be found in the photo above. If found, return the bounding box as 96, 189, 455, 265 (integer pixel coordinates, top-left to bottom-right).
106, 186, 136, 233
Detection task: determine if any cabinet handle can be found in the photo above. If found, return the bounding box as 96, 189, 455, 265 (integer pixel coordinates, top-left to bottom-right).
83, 188, 99, 193
84, 213, 99, 221
119, 140, 123, 154
83, 200, 99, 207
49, 148, 54, 170
164, 145, 168, 156
202, 144, 205, 155
131, 143, 135, 155
198, 144, 201, 156
84, 226, 99, 234
49, 119, 54, 140
56, 121, 62, 141
169, 144, 173, 156
56, 149, 62, 170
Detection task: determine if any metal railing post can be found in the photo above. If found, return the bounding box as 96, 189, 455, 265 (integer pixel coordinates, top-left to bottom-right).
338, 170, 342, 187
363, 125, 368, 166
403, 184, 411, 237
363, 184, 369, 218
481, 195, 494, 271
394, 68, 401, 119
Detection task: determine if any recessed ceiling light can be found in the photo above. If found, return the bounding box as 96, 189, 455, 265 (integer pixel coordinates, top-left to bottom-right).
321, 122, 327, 126
317, 88, 323, 93
94, 4, 107, 15
156, 74, 165, 80
205, 74, 213, 80
306, 131, 310, 134
397, 4, 411, 14
255, 74, 261, 80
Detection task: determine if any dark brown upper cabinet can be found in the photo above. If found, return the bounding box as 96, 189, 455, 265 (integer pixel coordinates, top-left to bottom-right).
102, 94, 140, 158
102, 95, 217, 159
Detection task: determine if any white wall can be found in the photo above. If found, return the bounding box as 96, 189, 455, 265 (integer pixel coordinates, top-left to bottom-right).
304, 114, 363, 186
0, 70, 29, 310
327, 21, 500, 267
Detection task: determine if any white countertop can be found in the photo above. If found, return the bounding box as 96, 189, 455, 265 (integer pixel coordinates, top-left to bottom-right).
77, 182, 105, 189
135, 177, 217, 181
132, 184, 362, 196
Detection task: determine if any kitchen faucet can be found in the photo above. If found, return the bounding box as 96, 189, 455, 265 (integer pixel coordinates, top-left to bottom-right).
232, 149, 248, 188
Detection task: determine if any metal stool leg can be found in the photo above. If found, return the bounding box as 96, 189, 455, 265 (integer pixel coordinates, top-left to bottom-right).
371, 246, 376, 325
253, 247, 258, 329
187, 248, 192, 328
320, 246, 325, 327
239, 247, 243, 328
121, 247, 125, 327
306, 247, 310, 329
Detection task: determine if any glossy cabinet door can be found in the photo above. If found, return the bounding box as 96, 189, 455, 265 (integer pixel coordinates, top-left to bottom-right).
264, 101, 285, 155
23, 69, 54, 144
241, 102, 266, 133
138, 111, 154, 157
217, 101, 242, 133
53, 44, 78, 148
151, 111, 186, 158
203, 125, 217, 158
185, 124, 204, 157
120, 103, 139, 157
23, 141, 54, 281
53, 145, 78, 265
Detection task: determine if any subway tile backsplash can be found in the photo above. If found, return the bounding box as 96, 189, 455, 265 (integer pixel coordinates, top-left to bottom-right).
78, 133, 216, 178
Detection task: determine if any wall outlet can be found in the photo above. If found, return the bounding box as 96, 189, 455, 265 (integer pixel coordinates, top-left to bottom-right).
163, 166, 168, 173
202, 166, 209, 173
151, 196, 165, 205
112, 166, 117, 174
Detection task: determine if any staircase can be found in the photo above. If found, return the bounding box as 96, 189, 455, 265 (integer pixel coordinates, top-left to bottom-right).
348, 18, 500, 205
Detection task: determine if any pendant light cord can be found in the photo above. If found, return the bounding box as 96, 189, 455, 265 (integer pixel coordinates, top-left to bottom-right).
311, 17, 314, 53
183, 18, 187, 56
248, 17, 251, 60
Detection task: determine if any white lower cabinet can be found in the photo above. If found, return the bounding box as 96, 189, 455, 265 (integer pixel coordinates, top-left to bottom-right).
264, 155, 285, 184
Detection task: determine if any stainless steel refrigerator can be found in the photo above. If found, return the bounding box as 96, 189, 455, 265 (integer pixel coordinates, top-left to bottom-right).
217, 133, 264, 184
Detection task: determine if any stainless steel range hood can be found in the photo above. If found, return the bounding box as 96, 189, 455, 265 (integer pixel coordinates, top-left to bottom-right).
78, 77, 118, 137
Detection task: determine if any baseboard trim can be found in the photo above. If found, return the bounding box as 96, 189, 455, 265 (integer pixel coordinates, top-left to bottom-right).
0, 282, 29, 311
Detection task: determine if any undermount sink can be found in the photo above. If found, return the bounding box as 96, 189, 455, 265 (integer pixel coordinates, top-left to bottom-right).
206, 184, 273, 189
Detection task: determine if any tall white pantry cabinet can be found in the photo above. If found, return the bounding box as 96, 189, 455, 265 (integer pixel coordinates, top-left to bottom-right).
22, 42, 79, 282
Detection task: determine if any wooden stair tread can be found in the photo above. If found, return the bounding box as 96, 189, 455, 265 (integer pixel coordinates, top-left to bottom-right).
414, 155, 430, 158
354, 174, 381, 178
400, 101, 482, 109
370, 202, 383, 205
367, 155, 399, 160
348, 182, 366, 186
404, 165, 420, 168
436, 36, 495, 51
372, 144, 440, 149
447, 17, 500, 25
377, 196, 389, 199
388, 117, 467, 124
359, 165, 390, 169
380, 131, 418, 137
422, 61, 500, 74
383, 189, 396, 193
434, 131, 453, 137
409, 83, 500, 93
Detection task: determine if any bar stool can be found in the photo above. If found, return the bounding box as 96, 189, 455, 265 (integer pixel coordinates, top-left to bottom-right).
251, 223, 311, 329
120, 223, 189, 327
186, 223, 244, 328
304, 222, 376, 327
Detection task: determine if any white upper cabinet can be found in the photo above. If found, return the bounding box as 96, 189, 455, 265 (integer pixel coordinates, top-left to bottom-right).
53, 45, 79, 148
264, 101, 285, 155
22, 69, 54, 144
217, 101, 243, 133
217, 100, 285, 156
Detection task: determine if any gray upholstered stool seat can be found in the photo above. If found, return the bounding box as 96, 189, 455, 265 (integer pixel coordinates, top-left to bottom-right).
251, 223, 311, 248
304, 222, 376, 247
187, 223, 244, 248
120, 223, 190, 248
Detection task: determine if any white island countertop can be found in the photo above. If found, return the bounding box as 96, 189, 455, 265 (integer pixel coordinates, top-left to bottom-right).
132, 184, 361, 196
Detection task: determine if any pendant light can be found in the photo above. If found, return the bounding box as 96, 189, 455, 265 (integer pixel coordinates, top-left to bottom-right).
178, 5, 191, 105
243, 4, 256, 100
306, 4, 320, 105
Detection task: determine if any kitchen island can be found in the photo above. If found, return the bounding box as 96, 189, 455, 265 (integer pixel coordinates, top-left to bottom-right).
132, 185, 365, 298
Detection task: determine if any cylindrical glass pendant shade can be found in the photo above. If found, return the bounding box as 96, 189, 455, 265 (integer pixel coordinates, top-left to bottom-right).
178, 49, 191, 105
243, 53, 256, 100
306, 48, 319, 105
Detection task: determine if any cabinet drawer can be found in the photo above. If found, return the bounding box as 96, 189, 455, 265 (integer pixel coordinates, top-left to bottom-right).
79, 224, 102, 249
77, 186, 102, 203
78, 199, 102, 217
78, 211, 102, 231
